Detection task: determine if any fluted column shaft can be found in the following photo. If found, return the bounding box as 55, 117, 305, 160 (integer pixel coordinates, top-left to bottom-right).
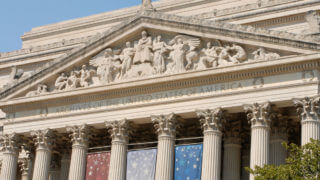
244, 102, 272, 180
294, 97, 320, 145
68, 144, 87, 180
270, 134, 287, 166
250, 126, 269, 171
109, 140, 127, 180
1, 150, 18, 180
32, 144, 52, 180
106, 120, 130, 180
301, 119, 320, 145
0, 133, 20, 180
202, 130, 222, 180
59, 154, 70, 180
197, 108, 225, 180
152, 113, 177, 180
155, 134, 175, 180
241, 151, 250, 180
31, 129, 54, 180
223, 138, 241, 180
67, 124, 91, 180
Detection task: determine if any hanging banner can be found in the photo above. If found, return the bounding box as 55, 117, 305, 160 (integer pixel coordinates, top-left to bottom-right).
86, 152, 111, 180
174, 144, 203, 180
126, 148, 157, 180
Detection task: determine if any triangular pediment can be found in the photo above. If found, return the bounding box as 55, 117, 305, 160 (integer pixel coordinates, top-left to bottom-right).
1, 10, 320, 101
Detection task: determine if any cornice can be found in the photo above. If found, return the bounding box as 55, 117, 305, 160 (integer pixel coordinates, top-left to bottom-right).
1, 53, 319, 113
1, 11, 320, 101
192, 0, 302, 20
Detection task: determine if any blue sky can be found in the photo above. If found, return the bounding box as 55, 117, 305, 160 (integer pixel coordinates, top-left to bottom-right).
0, 0, 148, 52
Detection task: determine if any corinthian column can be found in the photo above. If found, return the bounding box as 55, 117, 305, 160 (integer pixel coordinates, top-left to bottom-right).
59, 151, 70, 180
244, 102, 273, 180
196, 108, 225, 180
270, 116, 287, 166
222, 124, 241, 180
105, 119, 130, 180
20, 157, 33, 180
67, 124, 91, 180
31, 129, 54, 180
151, 113, 177, 180
0, 133, 20, 180
294, 96, 320, 145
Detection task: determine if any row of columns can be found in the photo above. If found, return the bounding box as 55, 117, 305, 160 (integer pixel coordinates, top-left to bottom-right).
0, 96, 320, 180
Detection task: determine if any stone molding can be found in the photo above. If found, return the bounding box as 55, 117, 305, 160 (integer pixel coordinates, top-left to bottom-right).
293, 96, 320, 122
151, 113, 177, 138
1, 10, 320, 101
244, 102, 273, 128
193, 0, 301, 20
1, 55, 319, 114
0, 133, 20, 154
196, 108, 226, 132
66, 124, 91, 147
105, 119, 130, 143
31, 129, 55, 150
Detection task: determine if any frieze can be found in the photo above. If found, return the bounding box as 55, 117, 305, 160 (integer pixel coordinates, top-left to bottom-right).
9, 70, 317, 120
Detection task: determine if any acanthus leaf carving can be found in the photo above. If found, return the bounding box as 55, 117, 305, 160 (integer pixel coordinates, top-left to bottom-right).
244, 102, 273, 128
105, 119, 131, 143
31, 129, 55, 150
25, 30, 282, 97
151, 113, 178, 137
293, 96, 320, 122
196, 108, 226, 132
0, 133, 21, 154
66, 124, 91, 147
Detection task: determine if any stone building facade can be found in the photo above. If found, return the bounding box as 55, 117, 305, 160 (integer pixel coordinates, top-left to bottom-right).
1, 0, 320, 179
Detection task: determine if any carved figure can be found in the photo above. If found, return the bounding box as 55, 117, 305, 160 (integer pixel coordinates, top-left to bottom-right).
167, 37, 187, 73
305, 10, 320, 34
10, 66, 24, 80
75, 65, 95, 87
26, 84, 48, 97
228, 44, 247, 63
218, 46, 234, 66
55, 73, 68, 91
252, 48, 280, 61
66, 71, 80, 90
133, 31, 153, 64
153, 36, 168, 73
90, 48, 117, 84
141, 0, 154, 10
198, 42, 219, 69
120, 42, 135, 77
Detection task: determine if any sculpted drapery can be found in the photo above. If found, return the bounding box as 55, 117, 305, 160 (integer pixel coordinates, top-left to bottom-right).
26, 30, 280, 97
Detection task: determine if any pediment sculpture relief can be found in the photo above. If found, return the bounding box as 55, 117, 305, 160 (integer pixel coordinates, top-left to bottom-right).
25, 31, 281, 97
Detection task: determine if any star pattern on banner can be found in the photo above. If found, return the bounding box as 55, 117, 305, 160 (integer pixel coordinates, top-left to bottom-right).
174, 144, 203, 180
86, 152, 111, 180
126, 149, 157, 180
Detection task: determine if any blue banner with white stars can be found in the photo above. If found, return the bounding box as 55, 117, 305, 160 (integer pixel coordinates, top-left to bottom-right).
174, 144, 203, 180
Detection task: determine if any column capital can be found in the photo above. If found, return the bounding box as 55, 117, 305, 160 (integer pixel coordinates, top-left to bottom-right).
19, 158, 31, 175
66, 124, 91, 147
293, 96, 320, 123
196, 108, 225, 133
151, 113, 177, 138
0, 133, 21, 154
31, 129, 55, 150
244, 102, 273, 128
105, 119, 130, 143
